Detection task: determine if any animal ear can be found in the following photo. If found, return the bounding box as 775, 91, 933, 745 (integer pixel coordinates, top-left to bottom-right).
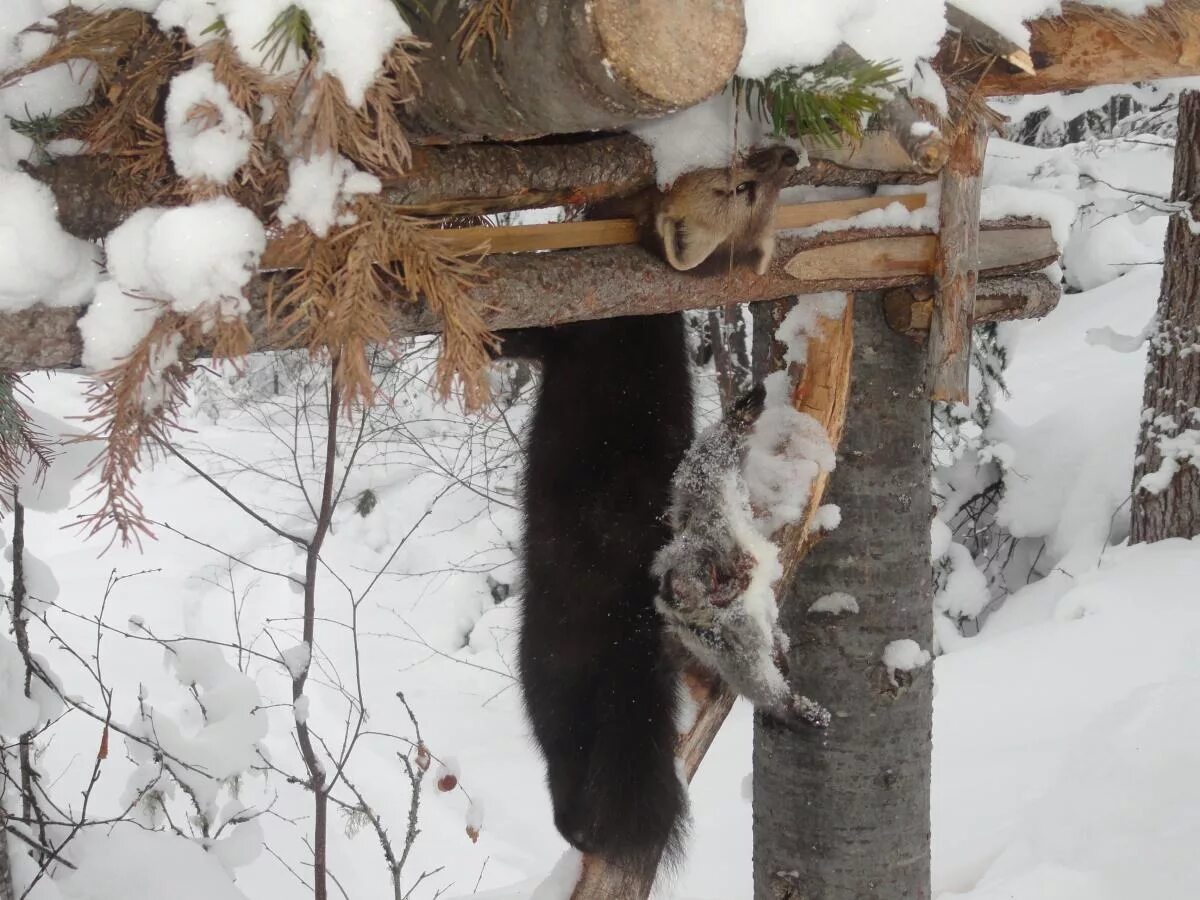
656, 213, 724, 271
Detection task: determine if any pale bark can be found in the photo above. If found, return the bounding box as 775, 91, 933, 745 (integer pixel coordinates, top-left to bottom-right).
753, 293, 932, 900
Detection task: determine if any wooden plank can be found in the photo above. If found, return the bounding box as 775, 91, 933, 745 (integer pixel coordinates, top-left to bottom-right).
929, 119, 988, 403
262, 194, 931, 267
782, 224, 1055, 282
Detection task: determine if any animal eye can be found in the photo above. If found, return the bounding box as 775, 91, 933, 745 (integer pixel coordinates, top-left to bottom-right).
736, 181, 757, 200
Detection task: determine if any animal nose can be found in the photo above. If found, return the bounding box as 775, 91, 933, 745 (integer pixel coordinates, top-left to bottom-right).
781, 148, 800, 168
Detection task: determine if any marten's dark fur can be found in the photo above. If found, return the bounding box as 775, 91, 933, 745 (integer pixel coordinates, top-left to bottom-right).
505, 315, 694, 881
497, 145, 798, 880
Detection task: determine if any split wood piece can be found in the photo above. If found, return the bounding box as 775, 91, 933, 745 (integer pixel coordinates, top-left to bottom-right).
401, 0, 745, 142
262, 194, 930, 266
935, 0, 1200, 97
883, 273, 1062, 341
0, 222, 1057, 372
570, 298, 855, 900
945, 4, 1036, 74
928, 118, 988, 404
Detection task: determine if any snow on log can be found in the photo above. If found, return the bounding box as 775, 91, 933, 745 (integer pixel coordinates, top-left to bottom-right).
937, 0, 1200, 97
401, 0, 746, 142
0, 221, 1056, 372
928, 118, 988, 404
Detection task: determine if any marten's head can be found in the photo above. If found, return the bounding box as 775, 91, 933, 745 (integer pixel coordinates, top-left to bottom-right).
654, 145, 799, 275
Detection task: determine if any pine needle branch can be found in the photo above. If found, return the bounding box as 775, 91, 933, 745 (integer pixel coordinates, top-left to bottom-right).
731, 56, 901, 145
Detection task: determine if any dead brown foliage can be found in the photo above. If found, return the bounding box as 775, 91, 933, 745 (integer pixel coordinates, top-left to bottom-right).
454, 0, 516, 60
272, 198, 498, 411
0, 372, 54, 510
74, 308, 252, 549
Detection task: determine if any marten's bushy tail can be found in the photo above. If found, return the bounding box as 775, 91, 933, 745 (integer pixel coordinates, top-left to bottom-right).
518, 600, 688, 884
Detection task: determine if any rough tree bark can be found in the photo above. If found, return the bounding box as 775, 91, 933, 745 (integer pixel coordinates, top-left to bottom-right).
26, 132, 934, 242
401, 0, 744, 142
1130, 90, 1200, 543
0, 222, 1058, 371
753, 294, 932, 900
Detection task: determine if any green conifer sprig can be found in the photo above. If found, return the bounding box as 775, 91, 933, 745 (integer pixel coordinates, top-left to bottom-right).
731, 56, 901, 145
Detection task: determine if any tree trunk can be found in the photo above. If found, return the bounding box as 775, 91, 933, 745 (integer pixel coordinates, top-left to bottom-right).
1130, 90, 1200, 543
401, 0, 745, 143
753, 294, 932, 900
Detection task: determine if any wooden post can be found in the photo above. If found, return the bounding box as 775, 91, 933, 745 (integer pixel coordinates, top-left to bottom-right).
569, 299, 855, 900
753, 292, 932, 900
928, 119, 988, 403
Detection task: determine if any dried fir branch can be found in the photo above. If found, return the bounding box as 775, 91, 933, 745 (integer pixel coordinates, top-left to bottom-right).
0, 373, 54, 508
271, 199, 496, 411
73, 310, 251, 549
453, 0, 515, 60
277, 38, 421, 177
0, 8, 145, 91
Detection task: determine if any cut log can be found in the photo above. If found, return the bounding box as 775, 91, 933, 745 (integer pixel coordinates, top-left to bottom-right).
936, 0, 1200, 97
928, 119, 988, 403
570, 298, 855, 900
27, 132, 935, 243
401, 0, 745, 142
883, 273, 1062, 341
0, 221, 1056, 372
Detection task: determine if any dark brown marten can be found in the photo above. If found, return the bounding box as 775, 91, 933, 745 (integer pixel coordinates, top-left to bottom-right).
496, 146, 798, 882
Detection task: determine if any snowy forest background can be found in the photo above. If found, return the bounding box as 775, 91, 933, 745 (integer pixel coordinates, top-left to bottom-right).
3, 4, 1200, 900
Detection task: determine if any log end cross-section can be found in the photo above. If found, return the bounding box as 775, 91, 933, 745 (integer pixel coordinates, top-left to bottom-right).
403, 0, 745, 142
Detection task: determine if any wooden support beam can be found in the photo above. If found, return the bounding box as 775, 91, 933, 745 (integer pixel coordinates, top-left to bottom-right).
883, 273, 1061, 341
936, 0, 1200, 97
0, 221, 1056, 372
401, 0, 746, 142
928, 119, 988, 403
571, 298, 855, 900
27, 132, 935, 243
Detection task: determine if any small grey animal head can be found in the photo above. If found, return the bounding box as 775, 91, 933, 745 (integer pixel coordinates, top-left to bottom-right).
655, 145, 799, 275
